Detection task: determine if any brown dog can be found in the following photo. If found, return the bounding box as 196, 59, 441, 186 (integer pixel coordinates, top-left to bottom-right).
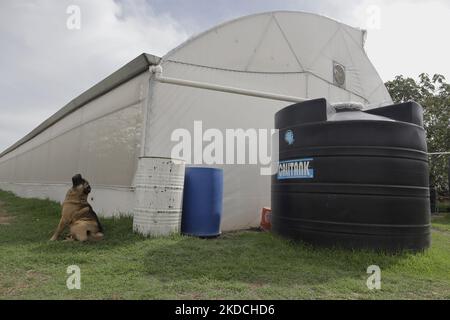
50, 174, 104, 242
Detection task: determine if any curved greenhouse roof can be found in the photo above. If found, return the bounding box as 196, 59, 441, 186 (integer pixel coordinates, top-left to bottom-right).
163, 11, 391, 106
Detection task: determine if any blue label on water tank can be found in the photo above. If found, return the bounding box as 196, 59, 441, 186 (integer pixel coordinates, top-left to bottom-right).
277, 158, 314, 180
284, 130, 295, 145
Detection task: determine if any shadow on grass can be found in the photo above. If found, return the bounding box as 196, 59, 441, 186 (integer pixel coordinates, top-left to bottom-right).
142, 231, 414, 287
437, 200, 450, 213
431, 213, 450, 232
432, 213, 450, 224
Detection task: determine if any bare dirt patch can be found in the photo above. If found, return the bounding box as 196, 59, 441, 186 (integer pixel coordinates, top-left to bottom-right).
0, 200, 14, 225
0, 270, 50, 297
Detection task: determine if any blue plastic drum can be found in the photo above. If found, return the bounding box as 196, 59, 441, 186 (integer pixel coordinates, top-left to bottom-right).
181, 167, 223, 237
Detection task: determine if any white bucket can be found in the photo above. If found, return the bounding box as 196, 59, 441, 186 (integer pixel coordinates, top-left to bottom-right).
133, 157, 185, 236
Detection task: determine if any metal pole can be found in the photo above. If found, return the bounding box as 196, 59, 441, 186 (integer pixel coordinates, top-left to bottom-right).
149, 65, 307, 103
428, 152, 450, 156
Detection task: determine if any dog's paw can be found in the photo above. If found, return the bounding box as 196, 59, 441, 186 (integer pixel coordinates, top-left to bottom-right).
49, 236, 57, 241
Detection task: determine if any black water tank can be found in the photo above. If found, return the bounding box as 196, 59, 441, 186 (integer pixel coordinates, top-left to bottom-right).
272, 98, 430, 251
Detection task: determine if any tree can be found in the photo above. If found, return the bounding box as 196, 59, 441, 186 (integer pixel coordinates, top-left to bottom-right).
385, 73, 450, 193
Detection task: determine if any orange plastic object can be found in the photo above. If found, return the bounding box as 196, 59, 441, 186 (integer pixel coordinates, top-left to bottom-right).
260, 207, 272, 231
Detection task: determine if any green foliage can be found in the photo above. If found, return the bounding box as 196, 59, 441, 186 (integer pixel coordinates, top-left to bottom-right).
385, 74, 450, 192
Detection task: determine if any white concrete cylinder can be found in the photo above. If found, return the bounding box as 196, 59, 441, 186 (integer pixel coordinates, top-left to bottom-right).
133, 156, 185, 236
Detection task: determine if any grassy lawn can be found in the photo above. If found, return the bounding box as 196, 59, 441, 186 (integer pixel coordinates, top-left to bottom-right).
0, 190, 449, 300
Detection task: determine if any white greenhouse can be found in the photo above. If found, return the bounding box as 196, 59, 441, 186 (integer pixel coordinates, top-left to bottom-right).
0, 11, 392, 231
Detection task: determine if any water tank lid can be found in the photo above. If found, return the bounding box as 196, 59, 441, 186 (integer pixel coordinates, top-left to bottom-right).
332, 102, 364, 112
328, 101, 395, 122
277, 98, 423, 127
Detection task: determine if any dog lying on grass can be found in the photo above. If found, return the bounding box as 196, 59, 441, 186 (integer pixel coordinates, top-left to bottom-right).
50, 174, 104, 242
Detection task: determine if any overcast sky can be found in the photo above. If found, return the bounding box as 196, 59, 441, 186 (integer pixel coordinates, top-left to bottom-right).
0, 0, 449, 151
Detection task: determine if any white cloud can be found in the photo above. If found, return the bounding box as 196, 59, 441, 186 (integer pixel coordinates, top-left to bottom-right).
0, 0, 188, 151
350, 0, 450, 81
1, 0, 449, 152
288, 0, 449, 82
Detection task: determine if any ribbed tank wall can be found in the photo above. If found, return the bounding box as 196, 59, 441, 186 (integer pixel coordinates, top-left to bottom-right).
272, 98, 431, 251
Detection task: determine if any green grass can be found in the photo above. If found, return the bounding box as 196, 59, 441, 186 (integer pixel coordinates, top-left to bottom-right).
432, 212, 450, 232
0, 189, 449, 300
437, 199, 450, 213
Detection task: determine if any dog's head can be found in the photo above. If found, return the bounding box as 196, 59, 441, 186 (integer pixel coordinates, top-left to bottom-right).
71, 174, 91, 195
